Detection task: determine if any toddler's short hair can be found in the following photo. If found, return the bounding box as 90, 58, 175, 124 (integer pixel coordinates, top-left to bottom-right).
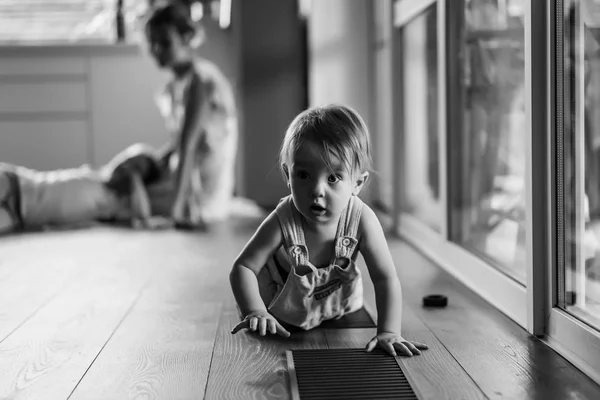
279, 104, 372, 176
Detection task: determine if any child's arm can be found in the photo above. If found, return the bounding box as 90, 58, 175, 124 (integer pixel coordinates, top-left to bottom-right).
130, 172, 151, 223
229, 211, 291, 337
358, 205, 428, 357
171, 74, 210, 222
155, 140, 175, 168
129, 171, 172, 230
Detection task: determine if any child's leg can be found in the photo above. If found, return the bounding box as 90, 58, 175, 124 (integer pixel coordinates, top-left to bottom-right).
130, 172, 151, 220
0, 170, 23, 234
0, 209, 14, 234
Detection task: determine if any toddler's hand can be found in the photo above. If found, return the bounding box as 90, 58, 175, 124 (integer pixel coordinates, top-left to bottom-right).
231, 310, 291, 338
365, 332, 428, 357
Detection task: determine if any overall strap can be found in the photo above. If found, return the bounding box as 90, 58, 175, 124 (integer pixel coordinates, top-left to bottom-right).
334, 196, 364, 259
275, 196, 309, 267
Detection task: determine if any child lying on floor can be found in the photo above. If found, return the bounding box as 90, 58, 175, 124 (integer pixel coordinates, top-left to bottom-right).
229, 104, 429, 357
0, 144, 161, 235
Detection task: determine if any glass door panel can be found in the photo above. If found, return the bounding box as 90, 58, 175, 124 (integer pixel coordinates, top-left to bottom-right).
448, 0, 527, 283
561, 0, 600, 328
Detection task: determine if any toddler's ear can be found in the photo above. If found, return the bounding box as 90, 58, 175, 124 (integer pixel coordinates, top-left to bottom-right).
352, 172, 369, 196
281, 164, 291, 187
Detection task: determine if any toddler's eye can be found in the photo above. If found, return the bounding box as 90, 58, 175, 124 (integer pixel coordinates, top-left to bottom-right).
297, 171, 310, 180
328, 174, 341, 183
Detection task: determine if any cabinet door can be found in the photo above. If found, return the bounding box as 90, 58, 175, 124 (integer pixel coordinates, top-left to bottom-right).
0, 120, 89, 170
89, 55, 167, 167
0, 56, 89, 170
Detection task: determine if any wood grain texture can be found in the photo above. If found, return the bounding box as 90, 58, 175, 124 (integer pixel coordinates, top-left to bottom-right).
0, 229, 150, 400
0, 269, 147, 400
0, 230, 153, 348
205, 310, 328, 400
0, 236, 80, 343
65, 227, 249, 399
69, 278, 222, 400
391, 241, 600, 400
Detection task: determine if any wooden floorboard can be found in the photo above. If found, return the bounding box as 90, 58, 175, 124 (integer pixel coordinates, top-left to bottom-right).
391, 240, 600, 400
0, 231, 100, 343
68, 228, 246, 399
205, 307, 327, 400
69, 285, 221, 400
0, 254, 76, 344
0, 246, 148, 399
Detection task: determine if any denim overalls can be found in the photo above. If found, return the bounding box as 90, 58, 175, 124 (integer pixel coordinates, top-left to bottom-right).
257, 195, 364, 330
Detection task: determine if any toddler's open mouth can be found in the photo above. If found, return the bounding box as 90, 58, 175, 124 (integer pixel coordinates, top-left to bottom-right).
310, 204, 326, 216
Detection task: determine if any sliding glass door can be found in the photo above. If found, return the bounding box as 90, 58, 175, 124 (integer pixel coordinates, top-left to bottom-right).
559, 0, 600, 332
389, 0, 600, 384
393, 0, 528, 327
549, 0, 600, 382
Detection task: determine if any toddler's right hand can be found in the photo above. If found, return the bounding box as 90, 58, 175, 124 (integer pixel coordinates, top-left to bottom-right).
231, 310, 291, 338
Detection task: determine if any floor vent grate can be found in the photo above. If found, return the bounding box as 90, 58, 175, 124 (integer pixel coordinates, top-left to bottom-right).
287, 348, 420, 399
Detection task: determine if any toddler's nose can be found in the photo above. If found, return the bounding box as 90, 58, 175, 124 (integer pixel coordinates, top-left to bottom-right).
311, 181, 326, 198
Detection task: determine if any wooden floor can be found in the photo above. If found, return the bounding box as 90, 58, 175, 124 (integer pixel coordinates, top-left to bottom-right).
1, 216, 600, 400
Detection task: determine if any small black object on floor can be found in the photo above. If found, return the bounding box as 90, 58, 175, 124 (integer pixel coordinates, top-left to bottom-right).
287, 348, 420, 400
422, 294, 448, 308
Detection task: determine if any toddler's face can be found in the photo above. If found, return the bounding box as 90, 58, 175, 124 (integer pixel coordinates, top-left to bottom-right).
287, 142, 366, 229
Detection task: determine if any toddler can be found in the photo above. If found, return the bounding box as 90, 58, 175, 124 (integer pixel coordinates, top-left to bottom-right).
229, 104, 428, 357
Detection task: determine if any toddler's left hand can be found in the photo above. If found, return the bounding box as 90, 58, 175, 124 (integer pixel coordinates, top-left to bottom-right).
365, 332, 428, 357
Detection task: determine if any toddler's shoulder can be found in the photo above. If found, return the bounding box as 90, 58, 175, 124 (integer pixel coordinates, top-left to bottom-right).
356, 200, 384, 238
251, 207, 285, 247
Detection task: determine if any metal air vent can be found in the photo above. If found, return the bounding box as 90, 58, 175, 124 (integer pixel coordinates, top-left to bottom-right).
287, 348, 420, 399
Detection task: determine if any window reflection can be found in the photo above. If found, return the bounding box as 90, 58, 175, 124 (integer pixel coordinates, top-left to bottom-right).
563, 0, 600, 328
450, 0, 527, 283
